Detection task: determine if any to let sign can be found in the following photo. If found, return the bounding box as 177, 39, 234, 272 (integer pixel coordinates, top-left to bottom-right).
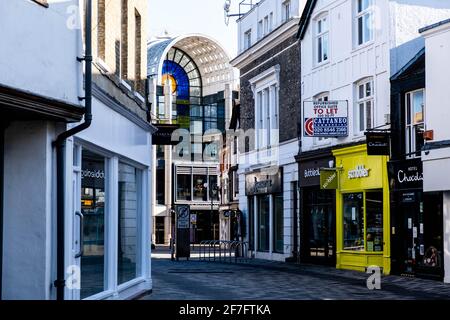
303, 100, 348, 137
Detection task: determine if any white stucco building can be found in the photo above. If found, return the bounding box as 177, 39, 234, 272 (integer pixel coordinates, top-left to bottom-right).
420, 18, 450, 283
0, 0, 154, 300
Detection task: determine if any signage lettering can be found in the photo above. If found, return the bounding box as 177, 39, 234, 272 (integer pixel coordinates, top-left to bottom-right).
303, 100, 348, 137
304, 168, 320, 178
397, 169, 423, 184
81, 169, 105, 179
348, 165, 370, 179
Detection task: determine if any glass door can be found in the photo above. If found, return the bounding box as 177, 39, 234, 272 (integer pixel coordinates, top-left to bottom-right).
80, 149, 106, 299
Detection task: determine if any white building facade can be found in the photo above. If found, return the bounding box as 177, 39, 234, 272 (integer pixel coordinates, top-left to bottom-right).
0, 0, 154, 300
298, 0, 450, 273
420, 19, 450, 283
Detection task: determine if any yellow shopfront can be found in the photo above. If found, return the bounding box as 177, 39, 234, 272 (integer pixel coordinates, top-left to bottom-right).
333, 144, 390, 274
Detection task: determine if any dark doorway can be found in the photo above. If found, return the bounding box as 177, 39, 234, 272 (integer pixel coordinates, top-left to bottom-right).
155, 216, 165, 244
301, 187, 336, 265
190, 210, 219, 243
392, 191, 444, 280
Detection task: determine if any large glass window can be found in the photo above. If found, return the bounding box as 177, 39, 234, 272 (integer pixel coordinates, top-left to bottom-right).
343, 193, 364, 251
273, 194, 284, 253
366, 191, 383, 252
177, 174, 191, 201
343, 191, 383, 252
118, 162, 141, 285
406, 89, 425, 157
193, 175, 208, 201
258, 195, 270, 251
356, 0, 373, 46
80, 150, 106, 299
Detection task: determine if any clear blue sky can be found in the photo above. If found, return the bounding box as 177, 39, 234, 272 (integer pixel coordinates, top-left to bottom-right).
148, 0, 239, 57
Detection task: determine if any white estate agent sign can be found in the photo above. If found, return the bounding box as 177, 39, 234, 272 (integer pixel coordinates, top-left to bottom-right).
303, 100, 348, 137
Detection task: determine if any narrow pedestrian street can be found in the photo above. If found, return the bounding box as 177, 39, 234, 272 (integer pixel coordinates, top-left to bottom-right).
143, 246, 450, 300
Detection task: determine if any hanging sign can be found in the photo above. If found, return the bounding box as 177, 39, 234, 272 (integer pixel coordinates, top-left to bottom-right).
320, 169, 338, 190
152, 124, 180, 145
303, 100, 348, 137
365, 131, 390, 156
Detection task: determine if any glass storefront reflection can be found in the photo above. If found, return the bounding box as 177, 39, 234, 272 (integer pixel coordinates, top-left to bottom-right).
80, 150, 106, 299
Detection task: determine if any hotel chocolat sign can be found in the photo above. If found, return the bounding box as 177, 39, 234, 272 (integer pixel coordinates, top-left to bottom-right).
388, 159, 423, 190
299, 157, 335, 187
245, 169, 283, 196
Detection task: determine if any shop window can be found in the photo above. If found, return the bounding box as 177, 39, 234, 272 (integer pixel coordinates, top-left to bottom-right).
80, 150, 106, 299
343, 193, 364, 251
365, 191, 383, 252
177, 174, 191, 201
118, 162, 141, 285
273, 194, 284, 253
258, 195, 270, 252
355, 78, 374, 134
315, 14, 329, 64
355, 0, 373, 46
405, 89, 425, 158
343, 191, 383, 252
193, 175, 208, 201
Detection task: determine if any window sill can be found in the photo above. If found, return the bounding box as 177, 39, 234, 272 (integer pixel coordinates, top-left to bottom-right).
312, 59, 330, 71
352, 40, 375, 54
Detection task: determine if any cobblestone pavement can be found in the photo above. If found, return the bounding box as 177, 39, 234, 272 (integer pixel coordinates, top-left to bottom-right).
142, 247, 450, 300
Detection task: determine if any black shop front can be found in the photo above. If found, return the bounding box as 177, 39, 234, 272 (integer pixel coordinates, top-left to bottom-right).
388, 159, 444, 280
298, 152, 336, 266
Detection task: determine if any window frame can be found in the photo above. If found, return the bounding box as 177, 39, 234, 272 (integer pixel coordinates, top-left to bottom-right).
282, 0, 291, 23
244, 29, 252, 50
355, 0, 374, 47
315, 14, 329, 65
405, 89, 425, 158
355, 78, 374, 135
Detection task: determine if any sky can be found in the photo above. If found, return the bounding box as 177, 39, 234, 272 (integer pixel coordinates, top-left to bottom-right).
148, 0, 240, 57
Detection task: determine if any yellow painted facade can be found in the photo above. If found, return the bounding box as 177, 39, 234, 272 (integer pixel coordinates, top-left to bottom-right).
333, 144, 391, 274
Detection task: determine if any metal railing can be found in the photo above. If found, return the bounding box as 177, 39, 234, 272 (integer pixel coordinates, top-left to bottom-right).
192, 240, 251, 263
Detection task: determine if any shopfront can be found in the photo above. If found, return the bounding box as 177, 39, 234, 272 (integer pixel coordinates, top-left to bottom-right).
333, 144, 390, 274
246, 168, 284, 260
298, 153, 336, 266
388, 158, 444, 280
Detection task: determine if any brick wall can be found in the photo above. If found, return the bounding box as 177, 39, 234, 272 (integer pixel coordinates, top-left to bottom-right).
239, 36, 301, 150
91, 0, 148, 121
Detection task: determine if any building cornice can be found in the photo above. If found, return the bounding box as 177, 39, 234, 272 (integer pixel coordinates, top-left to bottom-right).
231, 18, 300, 70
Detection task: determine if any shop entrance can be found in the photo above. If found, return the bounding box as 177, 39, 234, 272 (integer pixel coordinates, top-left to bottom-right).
190, 210, 219, 243
301, 187, 335, 265
392, 191, 444, 279
155, 217, 165, 244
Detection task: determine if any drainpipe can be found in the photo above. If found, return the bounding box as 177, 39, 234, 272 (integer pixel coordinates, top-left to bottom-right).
53, 0, 92, 300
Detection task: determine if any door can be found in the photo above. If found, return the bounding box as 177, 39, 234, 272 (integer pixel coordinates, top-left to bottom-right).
302, 187, 335, 265
155, 217, 165, 244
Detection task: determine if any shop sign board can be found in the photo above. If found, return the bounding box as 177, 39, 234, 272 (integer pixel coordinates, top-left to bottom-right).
152, 124, 180, 145
320, 169, 338, 190
366, 131, 390, 156
303, 100, 348, 137
299, 156, 335, 187
388, 158, 423, 190
245, 168, 283, 196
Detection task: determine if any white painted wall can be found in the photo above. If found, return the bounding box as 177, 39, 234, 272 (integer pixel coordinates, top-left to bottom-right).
0, 0, 83, 105
237, 0, 306, 53
3, 121, 56, 300
300, 0, 450, 154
